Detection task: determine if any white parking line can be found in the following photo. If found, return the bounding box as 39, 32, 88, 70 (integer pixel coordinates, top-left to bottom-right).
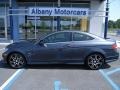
0, 48, 4, 51
0, 69, 25, 90
99, 70, 120, 90
106, 68, 120, 75
54, 80, 68, 90
0, 43, 10, 46
54, 80, 61, 90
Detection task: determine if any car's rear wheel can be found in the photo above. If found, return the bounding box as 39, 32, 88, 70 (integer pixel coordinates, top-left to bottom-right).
85, 53, 104, 70
8, 53, 26, 69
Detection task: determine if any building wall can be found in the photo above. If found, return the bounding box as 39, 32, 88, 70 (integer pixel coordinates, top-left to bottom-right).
89, 0, 105, 37
0, 0, 106, 41
16, 2, 90, 40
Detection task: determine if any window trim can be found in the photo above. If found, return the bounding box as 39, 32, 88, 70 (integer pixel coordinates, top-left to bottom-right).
44, 41, 73, 45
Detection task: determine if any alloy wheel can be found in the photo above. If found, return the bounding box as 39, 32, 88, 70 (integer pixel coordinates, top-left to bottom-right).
87, 54, 104, 70
8, 53, 26, 69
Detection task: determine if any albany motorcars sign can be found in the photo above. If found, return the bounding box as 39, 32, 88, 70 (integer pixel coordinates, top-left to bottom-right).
29, 7, 89, 16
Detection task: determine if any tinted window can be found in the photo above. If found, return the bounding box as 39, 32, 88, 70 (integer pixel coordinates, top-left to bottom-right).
73, 33, 94, 41
43, 32, 71, 43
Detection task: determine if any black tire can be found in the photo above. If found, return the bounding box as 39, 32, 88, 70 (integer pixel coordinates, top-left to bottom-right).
8, 53, 26, 69
85, 53, 104, 70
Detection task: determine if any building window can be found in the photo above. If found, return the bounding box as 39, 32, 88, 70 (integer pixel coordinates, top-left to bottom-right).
0, 3, 10, 39
17, 2, 90, 40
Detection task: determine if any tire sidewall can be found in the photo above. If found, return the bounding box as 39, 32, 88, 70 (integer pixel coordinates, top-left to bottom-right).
8, 53, 26, 69
85, 53, 104, 70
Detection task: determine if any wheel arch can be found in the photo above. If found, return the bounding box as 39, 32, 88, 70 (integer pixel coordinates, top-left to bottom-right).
84, 52, 106, 64
84, 52, 106, 70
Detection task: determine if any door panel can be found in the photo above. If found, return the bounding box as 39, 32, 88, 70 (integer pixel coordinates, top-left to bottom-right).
60, 32, 94, 61
31, 43, 60, 62
60, 42, 85, 61
30, 32, 72, 63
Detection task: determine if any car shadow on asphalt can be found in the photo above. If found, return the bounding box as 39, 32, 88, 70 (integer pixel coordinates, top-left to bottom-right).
26, 63, 111, 70
27, 64, 88, 70
0, 60, 10, 68
0, 60, 111, 70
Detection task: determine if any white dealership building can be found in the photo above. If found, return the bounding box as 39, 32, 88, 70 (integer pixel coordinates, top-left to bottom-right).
0, 0, 106, 42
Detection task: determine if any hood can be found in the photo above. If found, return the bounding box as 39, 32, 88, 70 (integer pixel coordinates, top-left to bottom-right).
6, 41, 35, 49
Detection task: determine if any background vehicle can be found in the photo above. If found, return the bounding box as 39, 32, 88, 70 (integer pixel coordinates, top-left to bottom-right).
2, 31, 119, 70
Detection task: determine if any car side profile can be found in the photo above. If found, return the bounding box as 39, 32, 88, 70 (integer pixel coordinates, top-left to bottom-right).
2, 31, 119, 70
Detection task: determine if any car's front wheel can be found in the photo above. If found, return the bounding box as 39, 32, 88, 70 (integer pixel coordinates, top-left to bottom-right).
85, 53, 104, 70
8, 53, 26, 69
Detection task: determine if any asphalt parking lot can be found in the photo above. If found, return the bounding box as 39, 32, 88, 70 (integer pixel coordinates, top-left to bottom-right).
0, 45, 120, 90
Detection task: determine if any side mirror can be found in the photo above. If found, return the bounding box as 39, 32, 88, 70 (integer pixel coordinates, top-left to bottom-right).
39, 40, 47, 47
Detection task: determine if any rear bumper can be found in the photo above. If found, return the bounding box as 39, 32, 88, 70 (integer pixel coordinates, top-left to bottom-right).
105, 53, 119, 63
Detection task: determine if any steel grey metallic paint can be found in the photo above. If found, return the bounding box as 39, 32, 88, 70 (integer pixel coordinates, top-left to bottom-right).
2, 31, 119, 65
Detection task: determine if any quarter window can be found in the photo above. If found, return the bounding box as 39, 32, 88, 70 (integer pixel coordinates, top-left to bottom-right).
73, 33, 94, 41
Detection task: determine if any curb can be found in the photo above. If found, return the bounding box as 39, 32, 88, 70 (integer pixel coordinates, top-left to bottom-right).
0, 87, 2, 90
0, 43, 11, 46
0, 40, 13, 46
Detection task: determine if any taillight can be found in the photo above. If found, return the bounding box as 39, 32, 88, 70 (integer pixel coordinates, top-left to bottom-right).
112, 44, 118, 49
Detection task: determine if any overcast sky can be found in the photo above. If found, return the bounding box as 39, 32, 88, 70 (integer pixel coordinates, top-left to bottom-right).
109, 0, 120, 21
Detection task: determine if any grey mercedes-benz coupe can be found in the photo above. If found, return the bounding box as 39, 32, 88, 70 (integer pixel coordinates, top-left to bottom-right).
2, 31, 119, 70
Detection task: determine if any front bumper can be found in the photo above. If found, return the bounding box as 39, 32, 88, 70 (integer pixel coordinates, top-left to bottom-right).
2, 52, 9, 63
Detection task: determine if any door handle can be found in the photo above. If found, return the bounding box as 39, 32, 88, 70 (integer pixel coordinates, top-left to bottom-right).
62, 44, 71, 48
58, 44, 71, 51
65, 44, 72, 47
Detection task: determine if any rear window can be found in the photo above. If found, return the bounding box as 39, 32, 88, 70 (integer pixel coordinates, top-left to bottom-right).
73, 33, 94, 41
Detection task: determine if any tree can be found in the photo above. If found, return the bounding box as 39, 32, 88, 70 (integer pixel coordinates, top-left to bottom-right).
116, 19, 120, 28
40, 21, 47, 31
108, 19, 120, 29
108, 20, 114, 28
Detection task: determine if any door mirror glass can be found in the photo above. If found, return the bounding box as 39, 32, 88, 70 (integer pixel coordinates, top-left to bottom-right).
39, 40, 47, 47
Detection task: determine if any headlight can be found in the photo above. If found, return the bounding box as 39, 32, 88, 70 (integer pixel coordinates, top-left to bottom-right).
3, 47, 8, 52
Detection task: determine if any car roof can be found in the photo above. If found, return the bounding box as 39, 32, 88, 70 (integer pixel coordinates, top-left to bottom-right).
50, 30, 88, 35
54, 30, 106, 41
39, 30, 105, 41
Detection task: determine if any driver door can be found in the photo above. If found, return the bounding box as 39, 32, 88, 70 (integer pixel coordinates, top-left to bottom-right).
31, 32, 72, 63
31, 43, 60, 63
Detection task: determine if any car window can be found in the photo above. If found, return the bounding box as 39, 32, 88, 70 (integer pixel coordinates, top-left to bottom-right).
73, 33, 94, 41
43, 32, 71, 43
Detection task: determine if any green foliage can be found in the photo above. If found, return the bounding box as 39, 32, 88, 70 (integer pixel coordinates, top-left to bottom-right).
40, 21, 47, 30
108, 20, 114, 28
108, 19, 120, 30
19, 21, 33, 29
28, 21, 33, 29
116, 19, 120, 28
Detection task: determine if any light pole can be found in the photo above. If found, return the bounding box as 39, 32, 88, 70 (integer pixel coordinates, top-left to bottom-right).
9, 0, 12, 7
104, 0, 109, 39
9, 0, 13, 41
58, 0, 60, 7
57, 0, 61, 31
